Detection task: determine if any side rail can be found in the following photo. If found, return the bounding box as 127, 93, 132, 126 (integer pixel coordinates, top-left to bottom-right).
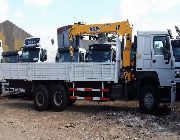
0, 63, 28, 80
28, 63, 71, 81
0, 63, 118, 82
70, 62, 117, 82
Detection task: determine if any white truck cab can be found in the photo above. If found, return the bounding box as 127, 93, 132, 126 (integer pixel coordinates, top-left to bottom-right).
87, 43, 116, 62
136, 31, 173, 87
56, 47, 86, 62
21, 37, 57, 63
135, 31, 175, 107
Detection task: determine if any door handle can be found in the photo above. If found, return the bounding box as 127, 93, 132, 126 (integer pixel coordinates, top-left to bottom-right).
153, 60, 156, 63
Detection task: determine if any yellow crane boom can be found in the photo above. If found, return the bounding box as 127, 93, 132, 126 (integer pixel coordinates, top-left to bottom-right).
69, 20, 133, 81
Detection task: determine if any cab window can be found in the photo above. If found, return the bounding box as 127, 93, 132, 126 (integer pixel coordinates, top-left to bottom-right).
153, 36, 166, 55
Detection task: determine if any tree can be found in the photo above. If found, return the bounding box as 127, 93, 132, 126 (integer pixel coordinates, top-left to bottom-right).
167, 29, 173, 39
175, 26, 180, 36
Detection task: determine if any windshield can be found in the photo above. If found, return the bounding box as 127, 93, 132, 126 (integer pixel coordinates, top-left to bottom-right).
3, 56, 19, 63
88, 50, 111, 62
21, 48, 40, 62
57, 52, 79, 62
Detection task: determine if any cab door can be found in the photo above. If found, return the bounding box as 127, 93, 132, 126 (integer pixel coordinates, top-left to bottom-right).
152, 35, 173, 86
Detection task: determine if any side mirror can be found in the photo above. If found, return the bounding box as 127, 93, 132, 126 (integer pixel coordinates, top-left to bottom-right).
51, 39, 54, 46
40, 49, 47, 62
40, 53, 43, 62
164, 50, 171, 64
56, 53, 60, 62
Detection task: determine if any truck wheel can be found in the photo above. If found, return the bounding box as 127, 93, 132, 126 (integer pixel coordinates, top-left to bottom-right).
33, 85, 49, 111
51, 85, 68, 111
139, 85, 158, 113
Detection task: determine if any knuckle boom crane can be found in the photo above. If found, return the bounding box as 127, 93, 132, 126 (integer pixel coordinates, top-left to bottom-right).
68, 20, 133, 81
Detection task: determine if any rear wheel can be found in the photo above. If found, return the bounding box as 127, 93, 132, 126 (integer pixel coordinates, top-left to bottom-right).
51, 85, 68, 111
33, 85, 49, 111
139, 85, 158, 113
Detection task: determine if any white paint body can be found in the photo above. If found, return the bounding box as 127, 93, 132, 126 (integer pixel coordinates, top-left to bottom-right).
24, 37, 58, 63
136, 31, 173, 87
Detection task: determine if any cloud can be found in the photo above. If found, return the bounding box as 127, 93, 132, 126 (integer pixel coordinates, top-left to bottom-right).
24, 0, 53, 7
42, 10, 47, 16
0, 0, 9, 22
120, 0, 150, 23
120, 0, 180, 23
14, 11, 25, 19
151, 0, 180, 12
119, 0, 180, 36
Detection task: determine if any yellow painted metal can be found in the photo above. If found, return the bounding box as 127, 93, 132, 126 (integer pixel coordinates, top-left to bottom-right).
69, 20, 133, 81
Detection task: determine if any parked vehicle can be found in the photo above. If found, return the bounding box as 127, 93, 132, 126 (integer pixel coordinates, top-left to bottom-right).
21, 37, 57, 63
1, 51, 25, 95
87, 43, 116, 62
0, 21, 176, 113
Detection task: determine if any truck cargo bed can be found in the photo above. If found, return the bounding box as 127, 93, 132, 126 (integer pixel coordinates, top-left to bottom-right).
0, 63, 117, 82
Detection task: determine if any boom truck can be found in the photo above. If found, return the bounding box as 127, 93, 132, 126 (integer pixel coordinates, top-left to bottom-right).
0, 21, 176, 113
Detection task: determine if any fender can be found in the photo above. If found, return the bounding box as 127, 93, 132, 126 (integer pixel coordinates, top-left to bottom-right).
136, 71, 160, 98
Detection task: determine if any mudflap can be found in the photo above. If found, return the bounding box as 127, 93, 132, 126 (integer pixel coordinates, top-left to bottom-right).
110, 84, 124, 100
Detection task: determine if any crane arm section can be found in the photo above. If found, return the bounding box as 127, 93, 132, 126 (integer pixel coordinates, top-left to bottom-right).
69, 21, 132, 41
69, 20, 133, 81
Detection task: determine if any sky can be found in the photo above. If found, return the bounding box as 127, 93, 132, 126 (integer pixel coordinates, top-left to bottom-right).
0, 0, 180, 43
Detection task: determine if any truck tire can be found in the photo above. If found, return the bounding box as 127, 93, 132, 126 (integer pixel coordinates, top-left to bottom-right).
139, 85, 158, 113
33, 85, 49, 111
50, 85, 68, 111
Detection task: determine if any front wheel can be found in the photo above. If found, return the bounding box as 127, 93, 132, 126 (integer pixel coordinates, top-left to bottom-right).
50, 85, 68, 111
139, 85, 158, 113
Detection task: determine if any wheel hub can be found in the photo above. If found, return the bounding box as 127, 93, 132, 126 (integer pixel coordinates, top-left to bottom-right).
36, 92, 45, 107
144, 92, 154, 109
54, 91, 63, 106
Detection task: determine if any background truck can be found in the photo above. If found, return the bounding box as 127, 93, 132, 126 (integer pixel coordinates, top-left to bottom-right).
56, 47, 86, 62
1, 51, 25, 96
171, 38, 180, 100
21, 37, 57, 63
0, 21, 175, 113
2, 51, 19, 63
87, 43, 116, 62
